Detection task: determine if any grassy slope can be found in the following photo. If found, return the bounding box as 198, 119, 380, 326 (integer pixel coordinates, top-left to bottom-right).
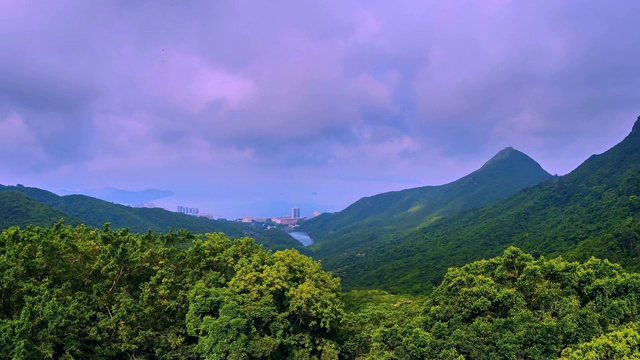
303, 147, 553, 266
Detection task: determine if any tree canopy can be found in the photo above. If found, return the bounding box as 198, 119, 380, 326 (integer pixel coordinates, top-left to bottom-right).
3, 222, 640, 359
0, 223, 342, 359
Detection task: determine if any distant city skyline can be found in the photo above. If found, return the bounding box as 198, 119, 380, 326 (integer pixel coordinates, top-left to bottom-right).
176, 205, 199, 216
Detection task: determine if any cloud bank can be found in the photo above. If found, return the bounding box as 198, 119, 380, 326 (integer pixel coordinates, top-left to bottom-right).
1, 0, 639, 217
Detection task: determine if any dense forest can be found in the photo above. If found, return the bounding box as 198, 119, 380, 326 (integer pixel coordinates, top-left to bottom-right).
3, 223, 640, 359
0, 223, 341, 359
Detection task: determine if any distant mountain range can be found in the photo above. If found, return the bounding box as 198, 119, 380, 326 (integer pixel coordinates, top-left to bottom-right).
58, 187, 174, 205
0, 185, 301, 251
303, 116, 640, 294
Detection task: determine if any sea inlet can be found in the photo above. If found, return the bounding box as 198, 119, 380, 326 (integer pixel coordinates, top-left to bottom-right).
288, 231, 313, 246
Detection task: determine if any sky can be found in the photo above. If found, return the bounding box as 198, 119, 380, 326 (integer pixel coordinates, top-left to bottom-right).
1, 1, 640, 219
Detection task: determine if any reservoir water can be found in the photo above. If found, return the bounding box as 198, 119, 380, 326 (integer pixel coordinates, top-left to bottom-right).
289, 231, 313, 246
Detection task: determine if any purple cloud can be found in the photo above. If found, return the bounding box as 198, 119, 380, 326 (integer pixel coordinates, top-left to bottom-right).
1, 0, 639, 217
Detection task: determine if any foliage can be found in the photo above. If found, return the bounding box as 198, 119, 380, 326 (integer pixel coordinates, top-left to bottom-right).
559, 323, 640, 359
3, 223, 640, 359
0, 223, 342, 359
358, 247, 640, 359
416, 247, 640, 359
337, 290, 427, 359
186, 247, 343, 359
335, 248, 640, 359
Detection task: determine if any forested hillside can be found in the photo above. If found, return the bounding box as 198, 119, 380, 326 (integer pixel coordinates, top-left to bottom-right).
0, 191, 82, 229
302, 147, 552, 258
320, 116, 640, 294
2, 223, 640, 359
0, 185, 301, 251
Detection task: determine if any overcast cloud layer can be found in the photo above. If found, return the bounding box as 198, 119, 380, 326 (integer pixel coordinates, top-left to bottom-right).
1, 0, 639, 218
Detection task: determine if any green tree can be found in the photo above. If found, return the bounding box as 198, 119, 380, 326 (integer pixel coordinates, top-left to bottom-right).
186, 243, 343, 359
417, 247, 640, 359
560, 323, 640, 359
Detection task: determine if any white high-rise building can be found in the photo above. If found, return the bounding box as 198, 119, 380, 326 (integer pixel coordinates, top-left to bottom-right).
292, 207, 300, 219
177, 206, 199, 216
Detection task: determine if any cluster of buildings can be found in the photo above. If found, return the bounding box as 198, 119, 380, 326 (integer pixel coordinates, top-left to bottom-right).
239, 207, 321, 227
272, 207, 304, 225
176, 205, 214, 219
176, 205, 321, 225
177, 206, 199, 215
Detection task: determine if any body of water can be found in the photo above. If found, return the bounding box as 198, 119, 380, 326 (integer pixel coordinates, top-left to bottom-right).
288, 231, 313, 246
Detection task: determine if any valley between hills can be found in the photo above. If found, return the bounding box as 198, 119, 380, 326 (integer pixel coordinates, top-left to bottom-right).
2, 117, 640, 358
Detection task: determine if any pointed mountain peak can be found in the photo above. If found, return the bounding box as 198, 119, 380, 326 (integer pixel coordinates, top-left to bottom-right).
477, 147, 551, 180
493, 146, 517, 157
482, 147, 530, 167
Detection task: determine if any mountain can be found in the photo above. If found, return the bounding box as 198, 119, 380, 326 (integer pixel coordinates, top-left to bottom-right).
324, 116, 640, 294
0, 185, 301, 251
302, 147, 553, 259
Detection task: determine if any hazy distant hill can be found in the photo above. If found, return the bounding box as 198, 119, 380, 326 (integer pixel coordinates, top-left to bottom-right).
0, 185, 301, 251
302, 147, 553, 259
326, 116, 640, 294
59, 187, 174, 205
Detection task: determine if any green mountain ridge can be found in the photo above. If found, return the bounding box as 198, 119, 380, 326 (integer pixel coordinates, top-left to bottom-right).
0, 185, 301, 251
302, 146, 553, 260
325, 115, 640, 294
0, 191, 83, 229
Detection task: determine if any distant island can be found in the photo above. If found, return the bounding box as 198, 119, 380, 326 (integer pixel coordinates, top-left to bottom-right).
58, 187, 174, 205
